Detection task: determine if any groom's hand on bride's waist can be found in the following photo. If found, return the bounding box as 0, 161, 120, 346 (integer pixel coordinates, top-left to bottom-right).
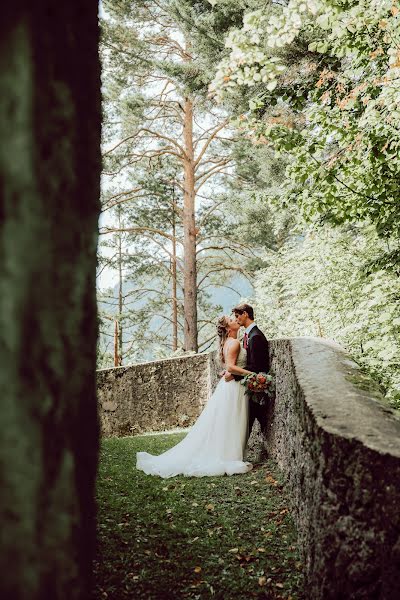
219, 369, 234, 382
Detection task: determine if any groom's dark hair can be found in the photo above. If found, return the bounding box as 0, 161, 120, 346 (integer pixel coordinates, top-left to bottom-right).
232, 303, 254, 320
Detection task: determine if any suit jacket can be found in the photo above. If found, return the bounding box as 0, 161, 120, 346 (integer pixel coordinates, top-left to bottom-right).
234, 325, 270, 380
246, 325, 270, 374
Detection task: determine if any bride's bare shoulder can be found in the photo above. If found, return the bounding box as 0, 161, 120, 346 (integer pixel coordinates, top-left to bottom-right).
225, 338, 240, 350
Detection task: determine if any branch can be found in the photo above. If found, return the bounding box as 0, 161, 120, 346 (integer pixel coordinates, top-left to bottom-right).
127, 232, 184, 266
137, 128, 187, 158
197, 235, 258, 257
194, 119, 230, 168
198, 335, 217, 352
195, 159, 233, 184
195, 168, 231, 193
101, 193, 150, 213
103, 135, 141, 157
198, 282, 243, 297
99, 226, 184, 245
197, 266, 251, 288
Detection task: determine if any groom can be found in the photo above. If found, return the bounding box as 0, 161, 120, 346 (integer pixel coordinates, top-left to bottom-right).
231, 303, 270, 436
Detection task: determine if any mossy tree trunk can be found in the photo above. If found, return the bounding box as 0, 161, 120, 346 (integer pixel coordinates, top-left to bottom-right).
0, 2, 101, 599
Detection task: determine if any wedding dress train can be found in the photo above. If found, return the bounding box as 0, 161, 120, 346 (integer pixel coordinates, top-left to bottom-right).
136, 347, 251, 478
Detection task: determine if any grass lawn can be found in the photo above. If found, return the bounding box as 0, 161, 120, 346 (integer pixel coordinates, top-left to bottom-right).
93, 433, 304, 600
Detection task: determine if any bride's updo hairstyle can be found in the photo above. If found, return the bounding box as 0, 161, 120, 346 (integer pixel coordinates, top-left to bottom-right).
216, 315, 230, 362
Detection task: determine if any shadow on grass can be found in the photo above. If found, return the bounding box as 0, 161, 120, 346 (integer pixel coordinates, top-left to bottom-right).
93, 433, 304, 600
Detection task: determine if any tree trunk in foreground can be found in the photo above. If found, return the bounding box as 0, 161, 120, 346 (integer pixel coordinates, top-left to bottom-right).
0, 2, 101, 599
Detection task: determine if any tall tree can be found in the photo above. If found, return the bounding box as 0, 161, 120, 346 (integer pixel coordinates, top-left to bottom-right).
100, 0, 252, 353
0, 1, 100, 598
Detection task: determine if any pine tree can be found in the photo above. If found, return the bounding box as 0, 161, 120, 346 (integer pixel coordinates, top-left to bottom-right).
99, 0, 253, 356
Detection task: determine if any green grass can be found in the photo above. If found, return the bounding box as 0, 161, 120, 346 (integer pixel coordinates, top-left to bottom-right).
93, 433, 304, 600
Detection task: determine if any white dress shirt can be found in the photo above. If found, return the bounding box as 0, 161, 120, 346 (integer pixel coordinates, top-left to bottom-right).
244, 322, 257, 336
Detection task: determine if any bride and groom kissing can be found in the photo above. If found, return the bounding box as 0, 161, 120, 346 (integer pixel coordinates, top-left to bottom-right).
137, 303, 270, 478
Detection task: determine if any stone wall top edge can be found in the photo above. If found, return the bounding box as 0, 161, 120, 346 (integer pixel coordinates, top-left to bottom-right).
288, 337, 400, 458
96, 350, 211, 375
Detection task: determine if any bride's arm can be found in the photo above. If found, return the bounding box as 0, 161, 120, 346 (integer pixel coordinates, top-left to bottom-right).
225, 340, 254, 377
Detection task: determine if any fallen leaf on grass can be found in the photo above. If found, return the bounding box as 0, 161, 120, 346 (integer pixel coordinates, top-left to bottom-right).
258, 576, 267, 586
276, 582, 284, 589
205, 503, 214, 511
257, 548, 266, 553
194, 566, 202, 573
189, 580, 205, 588
235, 554, 253, 563
265, 475, 278, 486
228, 548, 239, 553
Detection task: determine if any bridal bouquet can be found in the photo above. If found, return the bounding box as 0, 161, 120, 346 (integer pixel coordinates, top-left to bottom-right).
241, 372, 274, 396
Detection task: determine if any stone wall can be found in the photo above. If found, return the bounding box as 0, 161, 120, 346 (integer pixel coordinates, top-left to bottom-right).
97, 352, 220, 436
267, 338, 400, 600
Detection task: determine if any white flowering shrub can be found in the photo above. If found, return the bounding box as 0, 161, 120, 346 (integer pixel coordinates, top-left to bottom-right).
208, 0, 400, 406
254, 226, 400, 408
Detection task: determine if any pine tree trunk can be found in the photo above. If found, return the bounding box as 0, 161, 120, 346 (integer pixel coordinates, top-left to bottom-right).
114, 320, 121, 367
0, 3, 101, 599
172, 196, 178, 352
117, 222, 123, 364
182, 96, 198, 352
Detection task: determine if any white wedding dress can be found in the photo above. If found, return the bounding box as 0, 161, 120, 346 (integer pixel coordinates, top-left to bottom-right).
136, 346, 252, 478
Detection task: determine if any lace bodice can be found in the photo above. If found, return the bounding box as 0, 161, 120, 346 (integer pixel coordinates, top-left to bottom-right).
236, 345, 247, 369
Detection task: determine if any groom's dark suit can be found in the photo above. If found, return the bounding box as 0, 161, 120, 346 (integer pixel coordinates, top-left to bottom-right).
244, 325, 270, 434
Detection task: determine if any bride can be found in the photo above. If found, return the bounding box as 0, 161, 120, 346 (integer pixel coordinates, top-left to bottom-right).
136, 315, 255, 478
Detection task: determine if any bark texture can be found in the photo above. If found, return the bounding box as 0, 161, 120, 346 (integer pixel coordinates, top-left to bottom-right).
0, 2, 101, 599
182, 96, 198, 352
